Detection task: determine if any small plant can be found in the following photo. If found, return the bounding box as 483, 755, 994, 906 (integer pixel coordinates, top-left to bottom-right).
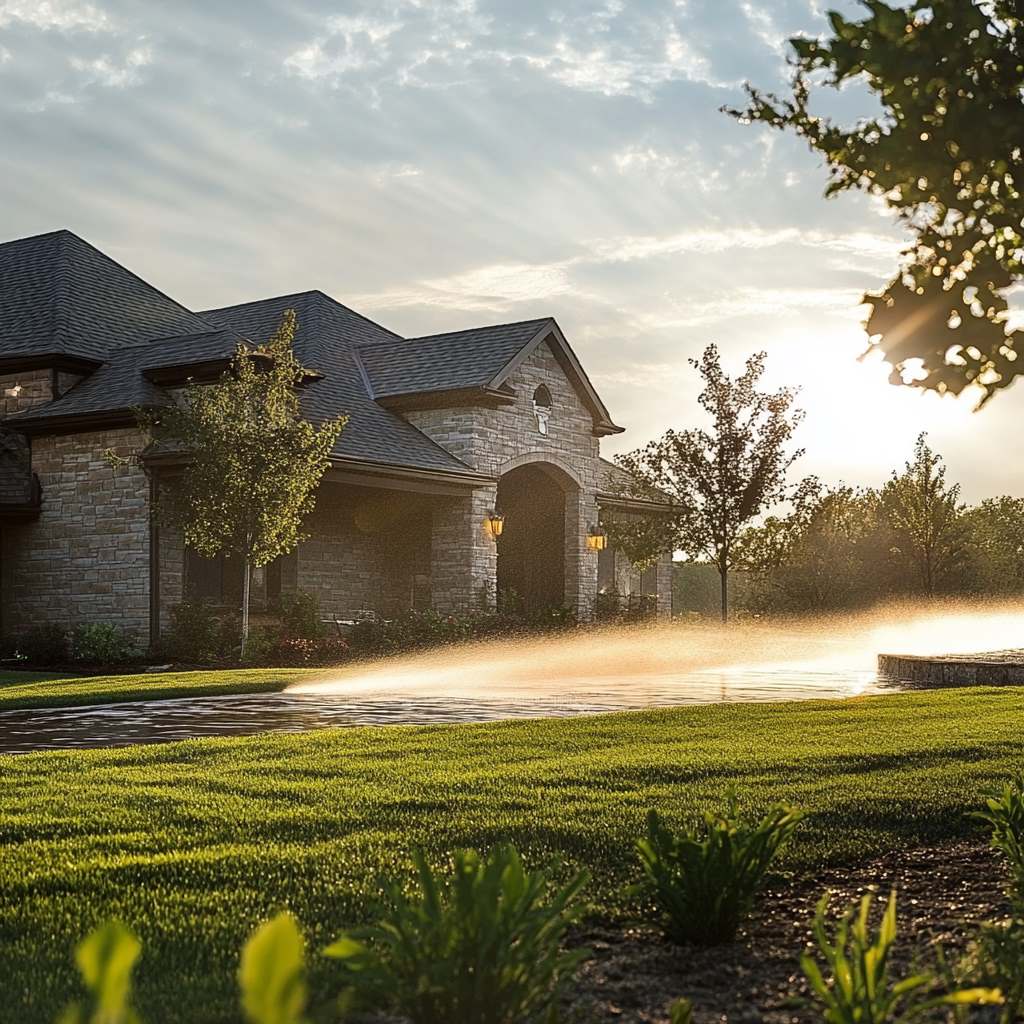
955, 917, 1024, 1024
60, 919, 142, 1024
802, 890, 1001, 1023
238, 912, 308, 1024
976, 774, 1024, 906
325, 844, 590, 1024
71, 623, 136, 665
636, 793, 802, 945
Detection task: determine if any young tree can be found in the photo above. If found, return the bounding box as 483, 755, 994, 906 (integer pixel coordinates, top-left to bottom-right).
731, 1, 1024, 404
610, 344, 805, 621
879, 433, 967, 596
140, 311, 346, 655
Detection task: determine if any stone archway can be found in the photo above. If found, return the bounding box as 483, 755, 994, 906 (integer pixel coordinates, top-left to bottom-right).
495, 462, 574, 614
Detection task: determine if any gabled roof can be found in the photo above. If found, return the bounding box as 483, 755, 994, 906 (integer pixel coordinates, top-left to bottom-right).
0, 230, 625, 481
356, 317, 623, 435
199, 291, 483, 477
357, 319, 551, 398
0, 230, 211, 367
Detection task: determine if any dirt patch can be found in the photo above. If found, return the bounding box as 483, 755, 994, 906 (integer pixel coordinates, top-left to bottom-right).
567, 840, 1009, 1023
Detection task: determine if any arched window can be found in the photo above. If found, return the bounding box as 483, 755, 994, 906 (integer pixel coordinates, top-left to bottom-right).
532, 385, 552, 434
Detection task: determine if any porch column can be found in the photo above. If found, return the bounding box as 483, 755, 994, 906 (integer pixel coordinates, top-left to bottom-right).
565, 488, 598, 621
430, 484, 498, 614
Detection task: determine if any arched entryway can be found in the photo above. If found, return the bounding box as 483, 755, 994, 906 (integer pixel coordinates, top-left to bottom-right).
495, 462, 570, 614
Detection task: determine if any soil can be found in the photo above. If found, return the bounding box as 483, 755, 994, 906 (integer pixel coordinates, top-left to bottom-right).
566, 840, 1010, 1023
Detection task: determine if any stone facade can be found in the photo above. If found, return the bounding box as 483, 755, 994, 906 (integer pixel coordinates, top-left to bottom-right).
405, 339, 604, 618
0, 427, 151, 640
0, 340, 672, 643
0, 370, 52, 504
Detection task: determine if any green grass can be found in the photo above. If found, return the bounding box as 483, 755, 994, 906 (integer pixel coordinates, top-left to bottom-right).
1, 687, 1022, 1022
0, 667, 317, 712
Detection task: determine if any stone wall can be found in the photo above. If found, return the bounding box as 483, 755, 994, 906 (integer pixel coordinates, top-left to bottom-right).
0, 427, 151, 640
404, 339, 603, 618
295, 483, 433, 620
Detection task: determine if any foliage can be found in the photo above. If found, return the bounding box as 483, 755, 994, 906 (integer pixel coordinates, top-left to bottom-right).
734, 434, 1024, 613
60, 919, 142, 1024
732, 1, 1024, 403
956, 918, 1024, 1024
139, 311, 346, 653
4, 687, 1024, 1020
6, 623, 70, 665
802, 890, 1000, 1023
326, 845, 589, 1024
277, 591, 325, 641
163, 595, 221, 662
962, 498, 1024, 595
880, 434, 968, 597
238, 913, 308, 1024
70, 624, 137, 665
347, 606, 573, 655
636, 793, 802, 945
975, 774, 1024, 908
611, 344, 805, 620
738, 482, 888, 613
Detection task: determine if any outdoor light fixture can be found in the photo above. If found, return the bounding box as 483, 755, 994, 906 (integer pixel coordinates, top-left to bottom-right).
486, 510, 505, 538
586, 525, 607, 551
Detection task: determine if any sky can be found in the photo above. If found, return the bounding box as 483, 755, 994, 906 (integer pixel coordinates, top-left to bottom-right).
1, 0, 1019, 502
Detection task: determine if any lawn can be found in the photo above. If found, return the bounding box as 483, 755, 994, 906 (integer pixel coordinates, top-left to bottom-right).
0, 667, 318, 711
1, 686, 1022, 1022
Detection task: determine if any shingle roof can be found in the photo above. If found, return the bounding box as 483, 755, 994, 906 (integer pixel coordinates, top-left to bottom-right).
357, 318, 552, 398
199, 291, 482, 476
0, 230, 211, 364
0, 230, 621, 478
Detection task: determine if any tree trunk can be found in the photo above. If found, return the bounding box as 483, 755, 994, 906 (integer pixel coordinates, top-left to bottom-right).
719, 562, 729, 623
240, 554, 251, 660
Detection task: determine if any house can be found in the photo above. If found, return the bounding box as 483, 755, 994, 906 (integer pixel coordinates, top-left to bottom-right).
0, 229, 673, 645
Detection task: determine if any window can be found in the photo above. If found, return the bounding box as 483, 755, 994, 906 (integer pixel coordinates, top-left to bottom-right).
532, 385, 552, 435
185, 549, 244, 605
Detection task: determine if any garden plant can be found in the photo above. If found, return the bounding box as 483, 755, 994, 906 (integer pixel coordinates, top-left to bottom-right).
636, 792, 803, 945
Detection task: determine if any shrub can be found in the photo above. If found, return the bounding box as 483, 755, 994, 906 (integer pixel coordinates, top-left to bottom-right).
164, 596, 220, 662
10, 623, 69, 665
325, 845, 590, 1024
802, 890, 1000, 1023
71, 623, 136, 665
636, 793, 802, 945
976, 774, 1024, 906
278, 590, 325, 640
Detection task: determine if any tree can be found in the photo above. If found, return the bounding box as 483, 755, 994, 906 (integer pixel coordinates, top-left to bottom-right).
732, 1, 1024, 404
879, 433, 967, 595
609, 344, 805, 621
737, 483, 888, 613
962, 496, 1024, 593
140, 311, 346, 655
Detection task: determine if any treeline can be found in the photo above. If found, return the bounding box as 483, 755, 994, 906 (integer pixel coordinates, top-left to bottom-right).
733, 434, 1024, 615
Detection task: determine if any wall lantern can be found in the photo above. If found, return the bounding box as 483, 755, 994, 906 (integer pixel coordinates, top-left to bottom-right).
486, 510, 505, 538
586, 525, 608, 551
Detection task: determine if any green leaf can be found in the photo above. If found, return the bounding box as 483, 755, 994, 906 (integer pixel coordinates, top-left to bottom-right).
72, 920, 142, 1024
239, 913, 307, 1024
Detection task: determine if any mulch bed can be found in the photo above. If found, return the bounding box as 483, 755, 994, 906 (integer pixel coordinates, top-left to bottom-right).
567, 840, 1009, 1023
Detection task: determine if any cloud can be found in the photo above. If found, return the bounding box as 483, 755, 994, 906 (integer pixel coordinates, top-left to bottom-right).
0, 0, 111, 32
70, 43, 150, 87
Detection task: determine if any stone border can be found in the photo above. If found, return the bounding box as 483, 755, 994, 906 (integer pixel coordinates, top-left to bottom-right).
878, 650, 1024, 686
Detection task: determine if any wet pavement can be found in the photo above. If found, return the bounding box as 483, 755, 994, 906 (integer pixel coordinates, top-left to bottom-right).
0, 665, 896, 755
